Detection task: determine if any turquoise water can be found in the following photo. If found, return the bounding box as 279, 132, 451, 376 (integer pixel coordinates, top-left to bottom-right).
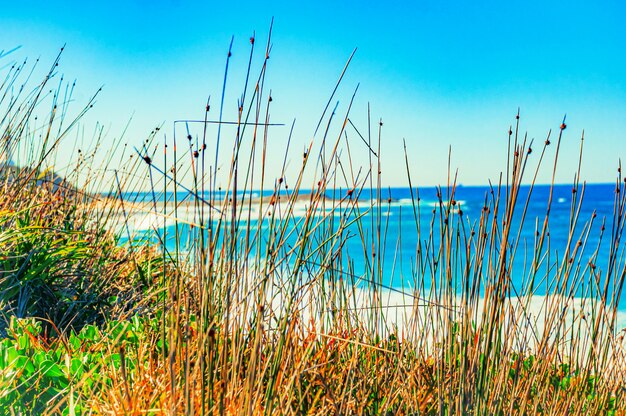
115, 183, 626, 309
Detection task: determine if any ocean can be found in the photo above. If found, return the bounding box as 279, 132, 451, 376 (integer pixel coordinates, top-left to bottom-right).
115, 183, 626, 311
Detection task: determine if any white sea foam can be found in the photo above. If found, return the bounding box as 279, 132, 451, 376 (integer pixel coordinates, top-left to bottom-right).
246, 275, 626, 361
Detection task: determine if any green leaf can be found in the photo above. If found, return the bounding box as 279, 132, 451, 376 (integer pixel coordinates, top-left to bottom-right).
80, 325, 100, 342
5, 346, 19, 365
70, 357, 83, 375
33, 350, 47, 366
17, 333, 30, 350
69, 332, 81, 351
40, 360, 65, 378
109, 353, 121, 369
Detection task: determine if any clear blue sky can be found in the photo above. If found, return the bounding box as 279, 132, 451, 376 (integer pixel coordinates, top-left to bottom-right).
3, 1, 626, 186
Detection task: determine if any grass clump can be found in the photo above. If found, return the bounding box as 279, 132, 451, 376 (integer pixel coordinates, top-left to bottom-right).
1, 34, 626, 415
0, 172, 163, 337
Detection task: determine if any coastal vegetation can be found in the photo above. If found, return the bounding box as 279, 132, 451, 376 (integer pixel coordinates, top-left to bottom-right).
1, 37, 625, 415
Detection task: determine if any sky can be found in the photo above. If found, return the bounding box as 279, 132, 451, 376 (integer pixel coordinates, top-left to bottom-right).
2, 1, 626, 188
